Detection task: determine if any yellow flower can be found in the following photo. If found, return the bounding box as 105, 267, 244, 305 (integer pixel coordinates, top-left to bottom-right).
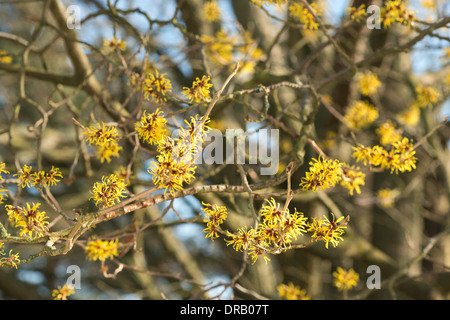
0, 49, 12, 64
52, 284, 75, 300
6, 203, 49, 239
421, 0, 436, 10
352, 137, 417, 174
377, 188, 399, 207
381, 0, 416, 28
83, 123, 122, 163
182, 75, 213, 103
358, 71, 381, 96
340, 165, 365, 196
289, 2, 322, 30
348, 4, 367, 23
376, 120, 402, 146
344, 100, 379, 131
225, 226, 257, 252
333, 267, 360, 291
307, 214, 348, 249
90, 174, 127, 208
135, 108, 168, 145
398, 103, 420, 127
0, 162, 9, 204
85, 238, 119, 262
102, 35, 127, 54
251, 0, 287, 6
143, 69, 172, 104
203, 1, 221, 22
14, 164, 33, 188
300, 156, 342, 192
148, 115, 209, 196
200, 30, 235, 66
415, 84, 440, 108
0, 249, 20, 269
277, 282, 310, 300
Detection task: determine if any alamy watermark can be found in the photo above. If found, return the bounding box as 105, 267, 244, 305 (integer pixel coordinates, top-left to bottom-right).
168, 127, 280, 176
66, 5, 81, 30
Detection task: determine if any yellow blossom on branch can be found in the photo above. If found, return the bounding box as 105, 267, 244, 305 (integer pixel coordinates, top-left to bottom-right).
85, 238, 119, 262
0, 249, 20, 269
14, 164, 33, 188
352, 137, 417, 174
307, 214, 348, 249
143, 69, 172, 104
203, 1, 221, 22
333, 267, 360, 291
251, 0, 287, 6
135, 108, 168, 145
277, 282, 310, 300
202, 202, 228, 241
415, 84, 440, 108
52, 284, 75, 300
0, 162, 9, 204
347, 4, 367, 23
344, 100, 379, 131
376, 120, 402, 146
90, 174, 127, 208
289, 2, 322, 30
0, 49, 12, 64
340, 164, 366, 196
299, 156, 342, 192
200, 30, 235, 67
83, 123, 122, 163
5, 203, 49, 239
102, 35, 127, 54
182, 75, 213, 103
358, 71, 381, 96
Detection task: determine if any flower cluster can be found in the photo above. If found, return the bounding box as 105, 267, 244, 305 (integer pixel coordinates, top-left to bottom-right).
277, 282, 310, 300
352, 137, 417, 174
5, 202, 49, 239
149, 115, 210, 195
348, 4, 367, 23
377, 188, 399, 208
415, 84, 440, 108
398, 103, 420, 127
340, 164, 366, 196
52, 284, 75, 300
182, 75, 213, 103
202, 202, 228, 240
300, 156, 367, 196
226, 198, 308, 263
90, 174, 127, 208
85, 238, 120, 262
289, 2, 323, 30
381, 0, 416, 28
332, 267, 360, 291
102, 35, 127, 54
200, 30, 235, 67
135, 108, 168, 145
203, 1, 221, 22
13, 164, 63, 189
0, 246, 20, 269
143, 69, 172, 104
0, 162, 9, 204
344, 100, 379, 131
307, 214, 348, 249
83, 123, 122, 163
251, 0, 287, 7
299, 156, 343, 192
358, 71, 381, 96
0, 49, 12, 64
376, 120, 402, 146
